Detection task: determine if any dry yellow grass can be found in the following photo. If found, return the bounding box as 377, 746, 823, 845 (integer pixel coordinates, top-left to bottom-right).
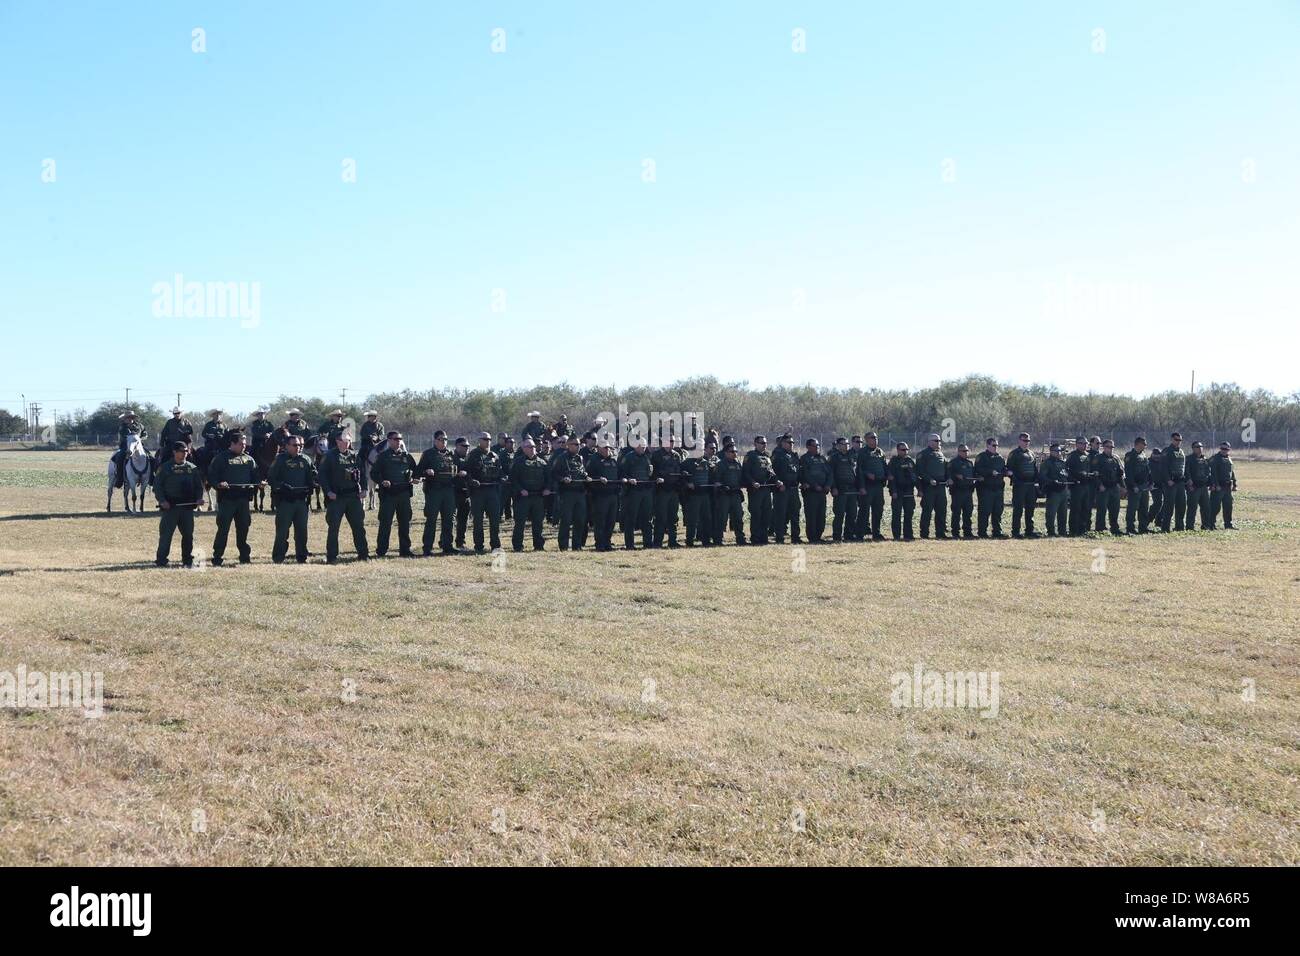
0, 450, 1297, 865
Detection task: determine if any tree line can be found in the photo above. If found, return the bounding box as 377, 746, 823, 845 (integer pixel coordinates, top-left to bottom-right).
22, 376, 1300, 448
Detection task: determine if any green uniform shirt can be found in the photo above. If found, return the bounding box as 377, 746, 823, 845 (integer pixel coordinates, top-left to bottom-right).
1041, 457, 1070, 491
916, 446, 948, 484
371, 447, 417, 488
1124, 450, 1151, 489
1187, 454, 1212, 486
1095, 453, 1124, 487
947, 455, 976, 488
741, 449, 775, 485
1163, 445, 1186, 479
159, 418, 192, 447
320, 449, 363, 497
619, 451, 654, 483
154, 459, 202, 506
1210, 451, 1235, 488
1006, 446, 1038, 483
974, 450, 1007, 488
201, 419, 226, 448
857, 446, 887, 483
465, 447, 502, 484
267, 451, 316, 491
208, 450, 260, 491
799, 452, 831, 488
828, 449, 857, 490
716, 456, 744, 490
887, 455, 918, 494
415, 446, 459, 486
511, 453, 550, 492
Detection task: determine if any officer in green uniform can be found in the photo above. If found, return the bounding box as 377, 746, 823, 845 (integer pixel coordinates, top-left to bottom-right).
828, 437, 858, 542
522, 411, 546, 445
769, 434, 802, 544
320, 433, 370, 563
495, 433, 516, 520
1123, 437, 1152, 534
973, 438, 1008, 538
281, 408, 313, 447
855, 432, 888, 541
415, 431, 459, 555
248, 408, 276, 455
713, 442, 746, 545
588, 441, 622, 551
742, 436, 778, 545
798, 438, 831, 543
651, 436, 685, 548
116, 411, 150, 486
509, 438, 551, 550
267, 435, 316, 562
1065, 437, 1093, 535
947, 444, 977, 539
553, 435, 590, 550
154, 440, 202, 567
201, 410, 226, 451
681, 439, 718, 546
1083, 436, 1103, 532
1209, 442, 1237, 530
452, 437, 471, 549
915, 433, 949, 540
1146, 446, 1167, 533
315, 410, 347, 445
1093, 438, 1125, 535
619, 438, 655, 549
208, 430, 264, 565
1185, 441, 1213, 530
1006, 432, 1040, 538
466, 432, 504, 553
1040, 443, 1071, 537
887, 443, 918, 541
358, 411, 386, 454
371, 431, 417, 557
159, 407, 193, 451
1159, 432, 1188, 531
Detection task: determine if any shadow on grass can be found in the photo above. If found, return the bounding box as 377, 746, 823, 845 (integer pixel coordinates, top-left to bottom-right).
0, 511, 224, 522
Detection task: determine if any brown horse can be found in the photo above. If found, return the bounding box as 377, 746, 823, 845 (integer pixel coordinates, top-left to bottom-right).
252, 428, 287, 511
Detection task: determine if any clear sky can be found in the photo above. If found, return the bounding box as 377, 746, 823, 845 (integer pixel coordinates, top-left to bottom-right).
2, 1, 1297, 419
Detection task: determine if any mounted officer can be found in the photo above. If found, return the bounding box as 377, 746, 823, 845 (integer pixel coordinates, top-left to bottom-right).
114, 410, 149, 488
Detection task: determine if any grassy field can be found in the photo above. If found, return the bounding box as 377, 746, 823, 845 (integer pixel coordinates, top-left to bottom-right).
0, 450, 1297, 865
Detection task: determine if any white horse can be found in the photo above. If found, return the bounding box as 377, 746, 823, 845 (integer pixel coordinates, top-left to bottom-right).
107, 434, 154, 513
362, 439, 403, 510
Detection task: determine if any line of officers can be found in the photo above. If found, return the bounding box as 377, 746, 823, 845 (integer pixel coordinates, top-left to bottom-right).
151, 426, 1239, 566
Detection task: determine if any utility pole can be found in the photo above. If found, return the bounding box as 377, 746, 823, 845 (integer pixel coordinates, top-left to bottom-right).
29, 403, 41, 436
341, 387, 347, 407
1190, 370, 1195, 395
125, 387, 131, 408
176, 393, 182, 410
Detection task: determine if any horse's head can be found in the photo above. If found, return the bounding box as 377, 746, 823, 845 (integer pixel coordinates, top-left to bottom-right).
127, 434, 147, 457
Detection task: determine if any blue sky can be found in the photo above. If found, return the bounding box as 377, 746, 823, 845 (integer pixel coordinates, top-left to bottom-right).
2, 1, 1297, 418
